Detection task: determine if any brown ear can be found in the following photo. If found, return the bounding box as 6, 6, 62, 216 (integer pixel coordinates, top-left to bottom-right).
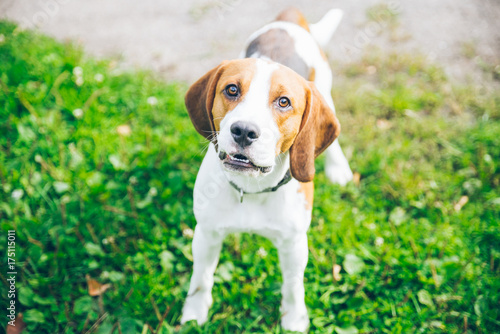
185, 62, 226, 141
289, 83, 341, 182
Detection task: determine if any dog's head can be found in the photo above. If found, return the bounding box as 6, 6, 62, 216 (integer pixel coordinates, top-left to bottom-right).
185, 58, 340, 183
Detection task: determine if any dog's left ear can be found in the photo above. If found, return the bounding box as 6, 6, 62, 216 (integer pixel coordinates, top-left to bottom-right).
185, 62, 227, 141
290, 83, 341, 182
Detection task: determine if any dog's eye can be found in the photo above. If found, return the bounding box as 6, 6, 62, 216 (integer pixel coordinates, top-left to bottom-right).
278, 97, 291, 109
225, 84, 239, 97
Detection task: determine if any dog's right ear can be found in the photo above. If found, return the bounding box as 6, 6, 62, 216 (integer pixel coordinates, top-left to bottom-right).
185, 62, 227, 141
289, 82, 340, 183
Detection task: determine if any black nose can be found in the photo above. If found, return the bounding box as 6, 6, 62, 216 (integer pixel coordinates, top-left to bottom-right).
230, 121, 261, 147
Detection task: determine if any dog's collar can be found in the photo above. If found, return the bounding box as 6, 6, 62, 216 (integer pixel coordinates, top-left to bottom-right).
229, 170, 292, 203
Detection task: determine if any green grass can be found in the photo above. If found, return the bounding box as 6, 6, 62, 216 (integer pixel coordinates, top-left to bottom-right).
0, 20, 499, 334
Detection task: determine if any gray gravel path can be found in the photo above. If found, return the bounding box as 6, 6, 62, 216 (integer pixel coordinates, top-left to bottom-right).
2, 0, 499, 83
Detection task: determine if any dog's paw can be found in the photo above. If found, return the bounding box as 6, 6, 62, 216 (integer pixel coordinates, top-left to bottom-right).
281, 304, 309, 333
325, 163, 353, 186
180, 293, 211, 325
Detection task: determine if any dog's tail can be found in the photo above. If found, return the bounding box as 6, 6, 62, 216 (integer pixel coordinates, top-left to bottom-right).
309, 9, 344, 47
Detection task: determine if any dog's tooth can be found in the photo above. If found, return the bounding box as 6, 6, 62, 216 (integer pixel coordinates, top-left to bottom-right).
231, 155, 249, 163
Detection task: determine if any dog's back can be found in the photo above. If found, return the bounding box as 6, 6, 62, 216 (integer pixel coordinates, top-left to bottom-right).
243, 8, 343, 82
242, 8, 354, 186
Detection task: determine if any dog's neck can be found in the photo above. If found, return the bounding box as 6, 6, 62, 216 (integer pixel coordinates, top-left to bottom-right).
221, 151, 291, 194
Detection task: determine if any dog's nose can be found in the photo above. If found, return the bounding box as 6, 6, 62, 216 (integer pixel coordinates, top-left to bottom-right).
230, 121, 261, 147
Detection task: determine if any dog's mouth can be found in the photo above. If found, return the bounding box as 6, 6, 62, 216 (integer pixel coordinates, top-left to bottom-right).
218, 151, 272, 173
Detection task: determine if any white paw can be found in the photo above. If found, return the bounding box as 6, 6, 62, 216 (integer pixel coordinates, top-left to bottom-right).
325, 163, 353, 186
281, 303, 309, 332
324, 139, 353, 186
180, 291, 212, 325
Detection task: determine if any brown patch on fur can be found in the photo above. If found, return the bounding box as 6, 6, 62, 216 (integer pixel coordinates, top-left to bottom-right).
298, 181, 314, 210
185, 62, 225, 141
276, 7, 310, 32
268, 64, 340, 183
308, 67, 316, 82
245, 29, 310, 79
289, 83, 341, 183
185, 59, 258, 139
211, 60, 257, 131
268, 65, 309, 155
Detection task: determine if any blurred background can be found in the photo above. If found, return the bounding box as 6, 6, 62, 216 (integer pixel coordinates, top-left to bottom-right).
2, 0, 499, 83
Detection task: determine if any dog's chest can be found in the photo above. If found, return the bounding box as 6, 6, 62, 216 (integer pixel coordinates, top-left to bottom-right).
192, 148, 312, 242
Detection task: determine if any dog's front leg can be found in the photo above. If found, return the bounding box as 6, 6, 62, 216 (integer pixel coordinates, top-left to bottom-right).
277, 233, 309, 332
181, 225, 224, 325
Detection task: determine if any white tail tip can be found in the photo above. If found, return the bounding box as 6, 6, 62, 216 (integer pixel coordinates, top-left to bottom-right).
310, 9, 344, 47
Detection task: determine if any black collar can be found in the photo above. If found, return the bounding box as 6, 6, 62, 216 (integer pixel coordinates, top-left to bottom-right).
229, 170, 292, 203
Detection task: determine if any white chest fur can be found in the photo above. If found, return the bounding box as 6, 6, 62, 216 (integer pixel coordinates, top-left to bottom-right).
193, 144, 312, 244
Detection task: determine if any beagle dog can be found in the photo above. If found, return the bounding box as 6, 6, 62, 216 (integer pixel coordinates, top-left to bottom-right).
181, 8, 353, 332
